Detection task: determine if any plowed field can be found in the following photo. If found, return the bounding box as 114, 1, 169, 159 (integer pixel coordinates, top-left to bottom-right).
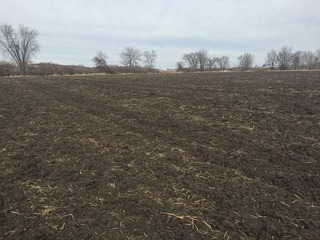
1, 71, 320, 239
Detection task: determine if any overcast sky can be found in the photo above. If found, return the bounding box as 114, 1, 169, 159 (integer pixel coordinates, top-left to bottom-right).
1, 0, 320, 69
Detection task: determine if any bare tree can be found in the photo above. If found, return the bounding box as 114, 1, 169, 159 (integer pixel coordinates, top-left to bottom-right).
176, 61, 184, 72
0, 60, 15, 76
197, 49, 208, 71
0, 24, 40, 75
317, 49, 320, 68
120, 47, 142, 67
217, 56, 229, 71
92, 51, 111, 73
302, 50, 319, 70
265, 49, 277, 70
207, 56, 218, 70
276, 46, 293, 70
292, 51, 302, 70
238, 53, 254, 71
182, 52, 199, 70
144, 49, 157, 69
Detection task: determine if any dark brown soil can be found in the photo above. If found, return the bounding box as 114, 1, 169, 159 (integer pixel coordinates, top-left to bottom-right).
1, 71, 320, 239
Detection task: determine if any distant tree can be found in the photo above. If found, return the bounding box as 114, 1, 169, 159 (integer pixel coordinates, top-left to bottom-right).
92, 51, 111, 73
302, 50, 319, 70
207, 56, 218, 70
144, 49, 157, 69
182, 52, 199, 70
197, 49, 208, 71
265, 49, 277, 70
217, 55, 229, 71
276, 46, 293, 70
238, 53, 254, 71
317, 49, 320, 68
176, 61, 184, 71
0, 60, 15, 76
292, 51, 302, 70
120, 47, 142, 67
0, 24, 40, 75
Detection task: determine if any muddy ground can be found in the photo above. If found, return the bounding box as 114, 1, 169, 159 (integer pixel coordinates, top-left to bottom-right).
0, 71, 320, 239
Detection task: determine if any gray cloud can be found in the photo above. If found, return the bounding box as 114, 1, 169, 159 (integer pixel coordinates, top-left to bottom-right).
1, 0, 319, 68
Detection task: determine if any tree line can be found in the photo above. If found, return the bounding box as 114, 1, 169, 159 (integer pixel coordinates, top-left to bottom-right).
265, 46, 320, 70
1, 24, 320, 76
92, 47, 158, 74
176, 50, 254, 72
0, 24, 159, 76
